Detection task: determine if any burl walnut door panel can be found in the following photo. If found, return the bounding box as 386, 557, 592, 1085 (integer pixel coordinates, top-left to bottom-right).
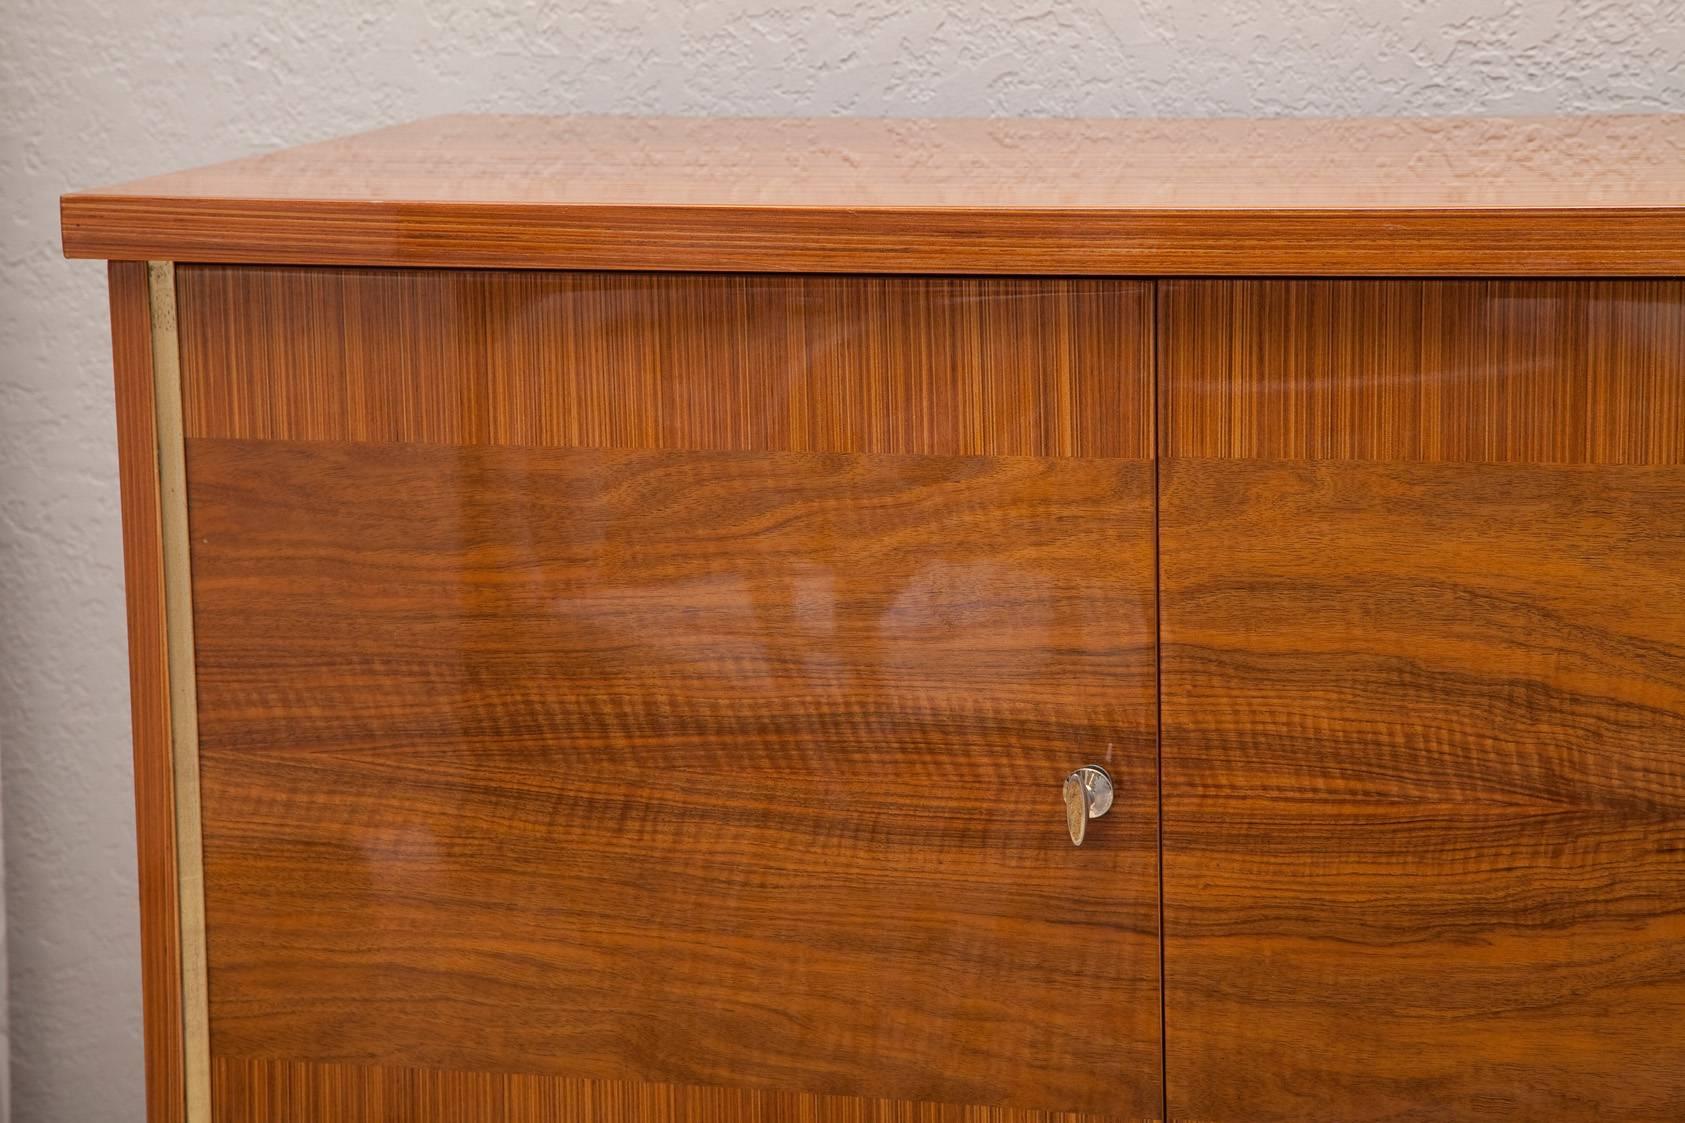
1159, 280, 1685, 1121
176, 268, 1163, 1122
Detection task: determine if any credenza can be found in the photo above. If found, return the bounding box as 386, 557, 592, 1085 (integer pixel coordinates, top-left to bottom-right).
62, 114, 1685, 1122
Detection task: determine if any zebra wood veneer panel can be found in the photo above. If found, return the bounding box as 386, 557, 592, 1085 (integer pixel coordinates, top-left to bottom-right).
211, 1057, 1123, 1123
188, 438, 1162, 1121
1160, 278, 1685, 1122
176, 266, 1152, 458
1161, 278, 1685, 465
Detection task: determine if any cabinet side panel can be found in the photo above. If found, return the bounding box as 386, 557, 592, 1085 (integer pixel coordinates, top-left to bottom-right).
109, 261, 184, 1123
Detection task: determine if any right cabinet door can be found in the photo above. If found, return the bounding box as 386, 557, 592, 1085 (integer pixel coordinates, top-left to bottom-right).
1158, 279, 1685, 1122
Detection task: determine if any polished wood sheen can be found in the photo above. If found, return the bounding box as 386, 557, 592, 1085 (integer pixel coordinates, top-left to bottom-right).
72, 109, 1685, 1123
1160, 279, 1685, 1121
60, 114, 1685, 274
1161, 279, 1685, 464
109, 262, 186, 1123
189, 440, 1161, 1121
175, 266, 1151, 459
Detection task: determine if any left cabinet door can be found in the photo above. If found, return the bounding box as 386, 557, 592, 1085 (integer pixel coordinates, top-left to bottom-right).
163, 267, 1163, 1122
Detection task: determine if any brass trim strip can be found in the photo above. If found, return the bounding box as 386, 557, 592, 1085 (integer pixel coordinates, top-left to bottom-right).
148, 261, 210, 1120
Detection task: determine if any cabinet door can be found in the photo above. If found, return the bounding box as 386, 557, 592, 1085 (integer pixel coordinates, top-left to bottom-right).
175, 268, 1164, 1122
1159, 280, 1685, 1121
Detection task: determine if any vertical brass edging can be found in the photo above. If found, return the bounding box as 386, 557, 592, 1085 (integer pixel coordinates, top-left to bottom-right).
148, 261, 211, 1120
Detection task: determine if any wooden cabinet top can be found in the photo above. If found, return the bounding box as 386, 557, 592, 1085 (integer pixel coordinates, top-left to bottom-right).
61, 113, 1685, 275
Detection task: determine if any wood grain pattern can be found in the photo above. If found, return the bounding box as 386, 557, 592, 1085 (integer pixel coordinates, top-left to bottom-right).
61, 114, 1685, 274
211, 1058, 1139, 1123
175, 267, 1151, 459
1160, 279, 1685, 1119
1161, 279, 1685, 465
189, 439, 1162, 1120
1160, 469, 1685, 1109
109, 261, 185, 1123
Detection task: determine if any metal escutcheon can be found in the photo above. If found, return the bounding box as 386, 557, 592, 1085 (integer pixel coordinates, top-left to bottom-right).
1063, 765, 1114, 846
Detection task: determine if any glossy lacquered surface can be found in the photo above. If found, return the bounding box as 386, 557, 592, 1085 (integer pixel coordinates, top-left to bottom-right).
175, 267, 1152, 458
176, 269, 1163, 1122
61, 114, 1685, 274
1160, 280, 1685, 1121
1161, 279, 1685, 465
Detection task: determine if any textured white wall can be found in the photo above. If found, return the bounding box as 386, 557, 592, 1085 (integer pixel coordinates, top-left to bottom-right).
3, 2, 1683, 1119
